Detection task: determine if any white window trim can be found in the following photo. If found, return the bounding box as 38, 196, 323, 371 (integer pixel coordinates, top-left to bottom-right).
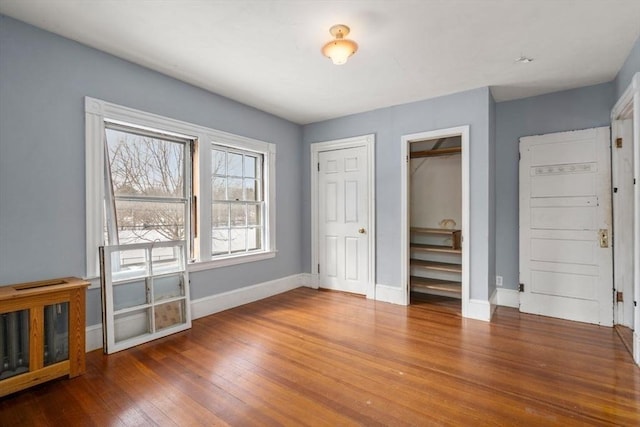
85, 97, 276, 279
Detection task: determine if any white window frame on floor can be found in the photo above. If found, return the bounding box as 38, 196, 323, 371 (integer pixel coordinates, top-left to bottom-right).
85, 97, 276, 280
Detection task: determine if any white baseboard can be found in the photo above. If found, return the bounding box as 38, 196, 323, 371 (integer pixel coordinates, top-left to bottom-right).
375, 284, 407, 305
86, 323, 103, 352
465, 298, 492, 321
496, 288, 520, 308
299, 272, 319, 289
634, 331, 640, 367
190, 273, 305, 320
86, 273, 307, 351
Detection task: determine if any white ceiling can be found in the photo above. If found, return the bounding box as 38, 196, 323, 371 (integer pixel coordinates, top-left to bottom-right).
1, 0, 639, 124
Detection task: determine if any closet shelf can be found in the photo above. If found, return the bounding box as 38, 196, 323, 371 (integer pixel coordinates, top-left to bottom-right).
410, 227, 461, 250
410, 146, 461, 158
410, 276, 461, 295
410, 243, 462, 255
410, 259, 462, 273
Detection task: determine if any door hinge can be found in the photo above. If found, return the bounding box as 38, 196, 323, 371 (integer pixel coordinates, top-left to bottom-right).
317, 162, 320, 172
518, 152, 521, 161
519, 283, 524, 292
616, 291, 624, 303
615, 137, 623, 148
317, 264, 320, 274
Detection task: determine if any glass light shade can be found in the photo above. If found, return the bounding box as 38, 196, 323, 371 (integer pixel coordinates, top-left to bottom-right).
322, 39, 358, 65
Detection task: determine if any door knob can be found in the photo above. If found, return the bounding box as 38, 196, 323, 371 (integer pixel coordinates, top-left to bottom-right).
358, 228, 366, 234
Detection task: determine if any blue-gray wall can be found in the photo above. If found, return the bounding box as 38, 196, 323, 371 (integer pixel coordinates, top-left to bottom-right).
0, 16, 303, 326
616, 35, 640, 99
494, 82, 616, 290
303, 87, 495, 301
494, 34, 639, 293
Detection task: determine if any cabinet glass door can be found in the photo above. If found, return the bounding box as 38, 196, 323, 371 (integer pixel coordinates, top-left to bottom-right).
44, 302, 69, 366
0, 310, 30, 380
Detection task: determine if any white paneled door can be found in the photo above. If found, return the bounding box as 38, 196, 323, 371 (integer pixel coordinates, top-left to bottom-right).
519, 127, 613, 325
318, 146, 369, 294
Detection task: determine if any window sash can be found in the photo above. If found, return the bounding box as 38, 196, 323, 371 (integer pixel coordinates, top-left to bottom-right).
210, 144, 265, 258
103, 123, 193, 249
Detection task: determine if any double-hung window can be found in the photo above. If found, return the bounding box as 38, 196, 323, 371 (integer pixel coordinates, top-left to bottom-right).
211, 145, 264, 256
85, 97, 276, 279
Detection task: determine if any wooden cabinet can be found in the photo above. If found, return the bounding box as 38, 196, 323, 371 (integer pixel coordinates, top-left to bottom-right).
0, 277, 89, 397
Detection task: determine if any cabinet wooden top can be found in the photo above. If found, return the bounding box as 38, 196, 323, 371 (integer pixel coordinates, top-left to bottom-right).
0, 276, 90, 301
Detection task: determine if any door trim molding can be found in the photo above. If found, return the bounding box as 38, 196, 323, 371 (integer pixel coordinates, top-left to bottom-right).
310, 134, 376, 299
400, 126, 470, 315
611, 71, 640, 366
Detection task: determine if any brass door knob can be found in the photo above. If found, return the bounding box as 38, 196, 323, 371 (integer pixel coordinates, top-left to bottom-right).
358, 228, 366, 234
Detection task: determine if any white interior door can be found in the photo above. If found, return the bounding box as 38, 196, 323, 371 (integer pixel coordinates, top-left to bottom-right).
519, 127, 613, 326
318, 146, 369, 294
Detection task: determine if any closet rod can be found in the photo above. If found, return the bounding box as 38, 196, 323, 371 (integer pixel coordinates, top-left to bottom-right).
410, 146, 461, 158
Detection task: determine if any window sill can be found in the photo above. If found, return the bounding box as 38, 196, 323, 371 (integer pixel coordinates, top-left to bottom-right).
188, 250, 277, 272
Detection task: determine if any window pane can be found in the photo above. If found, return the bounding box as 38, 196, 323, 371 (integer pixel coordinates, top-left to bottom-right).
247, 204, 261, 226
153, 274, 184, 302
151, 244, 184, 274
111, 248, 148, 280
247, 228, 262, 251
230, 228, 247, 253
212, 229, 229, 255
212, 202, 230, 228
244, 155, 257, 178
113, 280, 148, 311
244, 179, 259, 201
228, 178, 243, 201
212, 149, 226, 175
230, 204, 246, 226
154, 300, 185, 331
115, 200, 185, 244
228, 153, 243, 177
212, 177, 226, 200
106, 128, 185, 198
114, 308, 151, 343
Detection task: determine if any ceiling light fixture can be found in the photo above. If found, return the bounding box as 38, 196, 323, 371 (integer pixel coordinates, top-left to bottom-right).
322, 24, 358, 65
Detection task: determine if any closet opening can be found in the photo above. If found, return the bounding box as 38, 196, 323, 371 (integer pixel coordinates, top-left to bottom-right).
409, 136, 462, 308
400, 126, 469, 314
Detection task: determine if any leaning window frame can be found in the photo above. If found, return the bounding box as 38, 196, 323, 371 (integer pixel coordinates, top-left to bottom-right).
85, 97, 277, 281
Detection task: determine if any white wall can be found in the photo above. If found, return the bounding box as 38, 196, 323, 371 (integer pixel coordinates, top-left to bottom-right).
410, 155, 462, 229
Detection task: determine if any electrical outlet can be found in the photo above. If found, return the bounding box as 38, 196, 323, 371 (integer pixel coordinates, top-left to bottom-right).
496, 275, 503, 287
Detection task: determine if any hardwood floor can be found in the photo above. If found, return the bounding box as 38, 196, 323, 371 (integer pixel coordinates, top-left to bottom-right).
1, 287, 639, 426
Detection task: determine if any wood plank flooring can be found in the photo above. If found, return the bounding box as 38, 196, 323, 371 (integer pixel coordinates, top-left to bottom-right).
1, 287, 639, 426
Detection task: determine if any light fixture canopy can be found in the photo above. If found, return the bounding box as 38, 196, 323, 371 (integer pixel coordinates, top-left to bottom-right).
322, 24, 358, 65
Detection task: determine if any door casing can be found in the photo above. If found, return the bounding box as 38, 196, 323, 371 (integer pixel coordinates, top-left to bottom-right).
310, 134, 376, 298
400, 126, 470, 315
611, 71, 640, 366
